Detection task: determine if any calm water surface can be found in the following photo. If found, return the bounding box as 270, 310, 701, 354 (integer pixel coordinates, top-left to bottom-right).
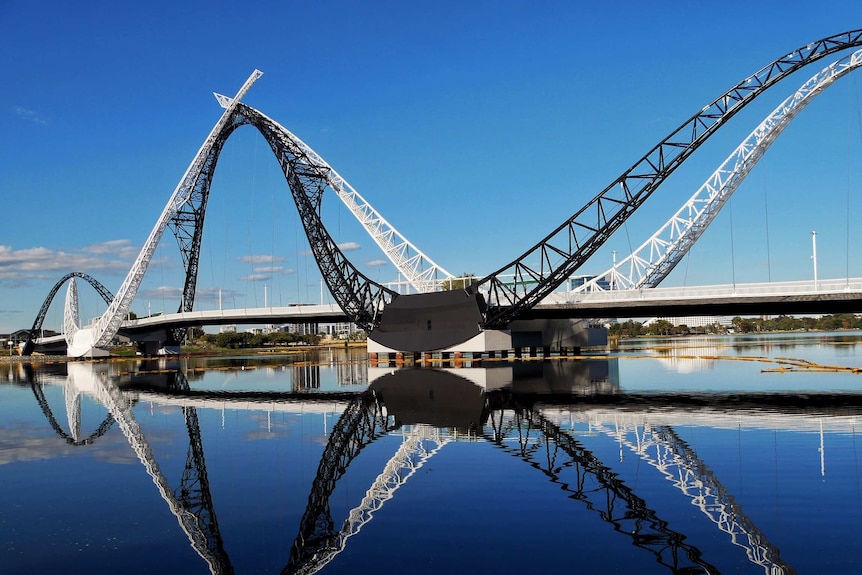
3, 333, 862, 574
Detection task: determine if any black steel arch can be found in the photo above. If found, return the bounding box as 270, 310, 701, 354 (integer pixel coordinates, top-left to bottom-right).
478, 29, 862, 328
22, 271, 115, 355
168, 112, 250, 320
58, 30, 862, 341
283, 390, 393, 574
165, 102, 397, 333
30, 381, 116, 446
482, 394, 721, 573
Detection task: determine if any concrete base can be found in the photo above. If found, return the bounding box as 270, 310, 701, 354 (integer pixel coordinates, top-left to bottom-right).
508, 318, 607, 350
368, 329, 512, 355
67, 328, 111, 359
368, 318, 606, 356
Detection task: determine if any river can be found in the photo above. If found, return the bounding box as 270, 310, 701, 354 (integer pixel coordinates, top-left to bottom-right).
2, 332, 862, 574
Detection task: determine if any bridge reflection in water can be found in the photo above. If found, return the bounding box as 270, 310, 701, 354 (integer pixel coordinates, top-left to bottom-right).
12, 358, 862, 574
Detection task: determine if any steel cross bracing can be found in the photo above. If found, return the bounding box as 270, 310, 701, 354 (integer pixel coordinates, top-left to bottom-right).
573, 48, 862, 295
71, 68, 401, 351
167, 113, 251, 323
84, 70, 264, 350
586, 419, 795, 574
213, 95, 453, 294
477, 29, 862, 328
167, 369, 233, 573
284, 391, 394, 575
482, 399, 720, 574
231, 103, 399, 332
293, 425, 451, 575
79, 366, 234, 574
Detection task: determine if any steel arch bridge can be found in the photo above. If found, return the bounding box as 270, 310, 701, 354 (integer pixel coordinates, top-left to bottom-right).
31, 29, 862, 357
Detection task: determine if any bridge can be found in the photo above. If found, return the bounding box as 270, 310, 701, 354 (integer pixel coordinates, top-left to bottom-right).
21, 29, 862, 357
20, 360, 859, 573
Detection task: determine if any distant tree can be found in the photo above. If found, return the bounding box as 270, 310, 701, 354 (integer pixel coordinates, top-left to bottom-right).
609, 319, 644, 338
648, 319, 674, 336
441, 274, 476, 290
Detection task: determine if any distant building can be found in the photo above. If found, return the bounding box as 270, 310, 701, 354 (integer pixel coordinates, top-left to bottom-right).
282, 322, 320, 336
644, 316, 733, 328
321, 322, 361, 339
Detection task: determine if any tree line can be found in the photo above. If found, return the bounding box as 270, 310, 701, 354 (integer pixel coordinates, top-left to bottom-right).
609, 313, 862, 338
198, 331, 322, 349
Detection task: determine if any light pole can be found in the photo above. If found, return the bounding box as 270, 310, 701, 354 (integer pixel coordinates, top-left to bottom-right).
811, 231, 819, 290
8, 340, 13, 360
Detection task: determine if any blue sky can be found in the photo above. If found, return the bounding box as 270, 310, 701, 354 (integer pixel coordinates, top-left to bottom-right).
3, 1, 862, 334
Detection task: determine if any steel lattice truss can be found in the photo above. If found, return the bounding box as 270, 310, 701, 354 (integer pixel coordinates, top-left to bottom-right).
574, 48, 862, 295
587, 420, 795, 574
233, 103, 399, 331
63, 278, 81, 346
83, 367, 234, 574
284, 391, 394, 575
212, 95, 453, 294
55, 29, 862, 352
84, 70, 265, 350
482, 397, 720, 573
478, 29, 862, 328
293, 425, 451, 575
167, 114, 250, 315
170, 371, 233, 574
72, 68, 403, 352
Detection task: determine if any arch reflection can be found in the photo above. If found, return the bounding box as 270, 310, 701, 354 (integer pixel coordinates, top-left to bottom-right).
21, 357, 862, 574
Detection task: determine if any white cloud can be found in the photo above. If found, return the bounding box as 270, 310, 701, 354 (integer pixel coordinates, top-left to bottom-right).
238, 255, 286, 264
14, 106, 47, 125
0, 244, 136, 285
254, 266, 283, 273
138, 286, 182, 300
366, 259, 388, 267
193, 287, 241, 304
337, 241, 361, 252
83, 239, 139, 259
239, 273, 270, 282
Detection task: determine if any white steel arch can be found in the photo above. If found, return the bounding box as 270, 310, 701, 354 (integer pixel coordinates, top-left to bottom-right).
68, 70, 264, 357
63, 363, 231, 574
573, 48, 862, 295
67, 70, 452, 357
214, 93, 454, 294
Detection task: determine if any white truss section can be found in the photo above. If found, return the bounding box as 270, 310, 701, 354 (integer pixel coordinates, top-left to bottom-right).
63, 376, 82, 443
215, 96, 453, 293
296, 424, 451, 575
63, 277, 80, 347
574, 49, 862, 295
66, 364, 230, 574
587, 419, 793, 574
70, 71, 264, 356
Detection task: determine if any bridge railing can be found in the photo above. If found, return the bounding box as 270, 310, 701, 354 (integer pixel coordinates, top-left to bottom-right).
542, 277, 862, 305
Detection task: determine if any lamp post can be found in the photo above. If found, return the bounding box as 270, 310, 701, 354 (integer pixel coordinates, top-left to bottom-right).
811, 231, 819, 290
8, 340, 13, 360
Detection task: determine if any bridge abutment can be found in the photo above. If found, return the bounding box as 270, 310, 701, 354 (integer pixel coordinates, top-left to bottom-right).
368, 316, 606, 359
